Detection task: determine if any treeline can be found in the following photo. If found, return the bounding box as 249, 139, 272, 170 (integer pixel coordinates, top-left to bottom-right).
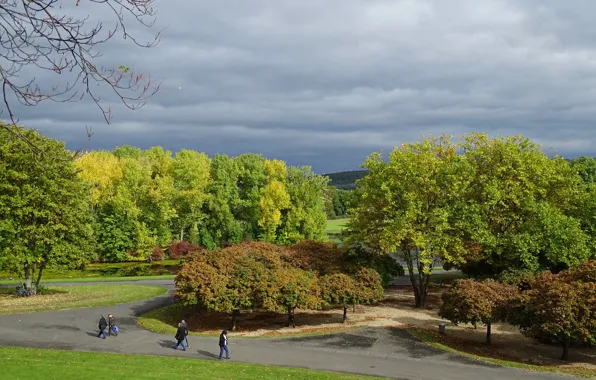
75, 146, 329, 262
324, 170, 367, 190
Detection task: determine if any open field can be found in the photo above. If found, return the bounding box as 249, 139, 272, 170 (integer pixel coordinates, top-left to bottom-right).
326, 218, 349, 243
0, 346, 379, 380
0, 284, 167, 315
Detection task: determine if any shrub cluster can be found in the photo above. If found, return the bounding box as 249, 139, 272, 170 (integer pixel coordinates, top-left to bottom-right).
439, 261, 596, 360
175, 241, 389, 329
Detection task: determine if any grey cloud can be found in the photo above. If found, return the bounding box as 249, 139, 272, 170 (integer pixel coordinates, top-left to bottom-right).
5, 0, 596, 173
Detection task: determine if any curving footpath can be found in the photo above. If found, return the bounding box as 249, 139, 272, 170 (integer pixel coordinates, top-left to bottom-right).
0, 280, 579, 380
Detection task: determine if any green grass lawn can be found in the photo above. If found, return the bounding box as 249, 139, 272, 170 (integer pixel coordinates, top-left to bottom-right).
0, 284, 167, 315
0, 347, 380, 380
326, 218, 349, 243
0, 260, 181, 284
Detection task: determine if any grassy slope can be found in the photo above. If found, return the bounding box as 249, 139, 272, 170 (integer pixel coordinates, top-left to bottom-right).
0, 347, 380, 380
0, 284, 167, 315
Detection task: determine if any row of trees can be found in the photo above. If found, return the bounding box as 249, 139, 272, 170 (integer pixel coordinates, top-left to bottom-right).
175, 241, 402, 329
324, 186, 352, 219
0, 127, 329, 286
439, 261, 596, 360
348, 133, 596, 307
75, 146, 329, 262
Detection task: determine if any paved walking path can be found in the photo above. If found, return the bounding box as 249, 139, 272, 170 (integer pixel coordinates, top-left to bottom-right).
0, 279, 578, 380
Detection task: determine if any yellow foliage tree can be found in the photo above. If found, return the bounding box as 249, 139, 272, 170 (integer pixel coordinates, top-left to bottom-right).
75, 151, 123, 207
259, 159, 290, 241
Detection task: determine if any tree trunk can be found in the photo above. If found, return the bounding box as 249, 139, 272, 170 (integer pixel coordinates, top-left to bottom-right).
231, 310, 240, 331
561, 338, 570, 361
352, 302, 355, 312
35, 265, 45, 290
288, 307, 296, 328
24, 264, 32, 289
403, 245, 422, 307
486, 322, 492, 345
343, 305, 347, 323
180, 227, 184, 242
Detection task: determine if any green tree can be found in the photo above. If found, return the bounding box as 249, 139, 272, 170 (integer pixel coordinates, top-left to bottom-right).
348, 135, 470, 307
455, 134, 590, 276
234, 154, 267, 240
172, 149, 211, 243
278, 166, 328, 244
570, 156, 596, 184
201, 154, 242, 247
0, 126, 94, 288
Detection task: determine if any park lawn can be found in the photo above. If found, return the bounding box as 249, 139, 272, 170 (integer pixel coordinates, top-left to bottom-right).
0, 275, 175, 285
408, 329, 596, 379
0, 347, 380, 380
0, 284, 167, 315
325, 218, 349, 234
0, 260, 181, 282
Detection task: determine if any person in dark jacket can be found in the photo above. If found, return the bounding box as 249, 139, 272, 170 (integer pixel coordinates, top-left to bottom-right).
174, 323, 187, 351
108, 314, 118, 336
97, 315, 108, 339
218, 330, 229, 359
181, 319, 189, 348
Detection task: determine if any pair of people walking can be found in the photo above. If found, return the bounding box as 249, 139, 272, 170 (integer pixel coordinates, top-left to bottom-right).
174, 320, 189, 351
97, 314, 118, 339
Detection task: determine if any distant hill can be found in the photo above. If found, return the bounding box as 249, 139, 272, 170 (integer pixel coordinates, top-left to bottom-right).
323, 170, 367, 190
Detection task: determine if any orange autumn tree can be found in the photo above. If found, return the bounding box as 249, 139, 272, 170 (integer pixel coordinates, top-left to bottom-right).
175, 241, 387, 329
439, 279, 517, 344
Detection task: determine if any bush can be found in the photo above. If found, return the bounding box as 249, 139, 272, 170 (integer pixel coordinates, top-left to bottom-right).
439, 279, 517, 344
176, 241, 386, 329
168, 240, 203, 259
151, 246, 164, 261
507, 264, 596, 360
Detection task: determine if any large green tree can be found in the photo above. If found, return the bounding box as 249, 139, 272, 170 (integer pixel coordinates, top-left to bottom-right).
454, 134, 591, 276
0, 126, 94, 288
348, 135, 470, 307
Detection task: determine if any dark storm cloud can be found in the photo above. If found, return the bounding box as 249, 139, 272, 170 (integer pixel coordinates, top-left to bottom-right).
8, 0, 596, 172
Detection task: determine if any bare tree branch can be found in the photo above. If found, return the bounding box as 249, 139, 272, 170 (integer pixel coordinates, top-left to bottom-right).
0, 0, 162, 151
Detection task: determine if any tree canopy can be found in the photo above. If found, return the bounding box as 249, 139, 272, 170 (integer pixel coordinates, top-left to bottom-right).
348, 133, 595, 307
0, 126, 95, 288
73, 148, 329, 262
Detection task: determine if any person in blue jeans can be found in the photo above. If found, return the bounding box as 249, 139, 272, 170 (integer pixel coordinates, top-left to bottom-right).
97, 315, 108, 339
218, 330, 229, 359
174, 323, 187, 351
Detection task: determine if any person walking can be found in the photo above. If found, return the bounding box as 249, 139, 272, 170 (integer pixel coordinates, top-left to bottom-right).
174, 323, 187, 351
108, 314, 118, 336
97, 315, 108, 339
218, 330, 230, 360
181, 319, 189, 348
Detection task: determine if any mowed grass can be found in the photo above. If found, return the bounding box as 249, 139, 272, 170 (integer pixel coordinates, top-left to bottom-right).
0, 260, 181, 284
0, 275, 175, 285
325, 218, 350, 234
0, 284, 167, 315
326, 218, 349, 243
0, 347, 381, 380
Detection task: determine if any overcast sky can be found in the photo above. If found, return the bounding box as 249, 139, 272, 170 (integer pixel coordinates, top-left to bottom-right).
7, 0, 596, 173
